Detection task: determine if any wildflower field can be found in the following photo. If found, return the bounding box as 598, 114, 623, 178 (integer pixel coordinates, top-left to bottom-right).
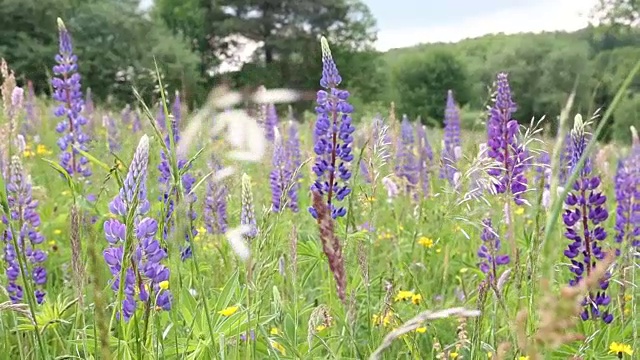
1, 18, 639, 360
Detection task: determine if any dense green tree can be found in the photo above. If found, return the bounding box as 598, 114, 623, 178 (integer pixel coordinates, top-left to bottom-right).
391, 49, 470, 126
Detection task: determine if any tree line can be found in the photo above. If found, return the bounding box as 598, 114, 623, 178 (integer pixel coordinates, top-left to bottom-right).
0, 0, 638, 143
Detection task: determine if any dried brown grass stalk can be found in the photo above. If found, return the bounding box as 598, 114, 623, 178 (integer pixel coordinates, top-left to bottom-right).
513, 251, 616, 359
312, 191, 346, 304
69, 206, 85, 304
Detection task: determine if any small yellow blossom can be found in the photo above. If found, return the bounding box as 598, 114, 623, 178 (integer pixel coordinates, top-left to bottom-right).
270, 327, 279, 335
411, 293, 422, 305
454, 224, 461, 232
415, 326, 427, 333
436, 248, 442, 254
418, 236, 434, 248
624, 294, 633, 302
449, 352, 459, 359
315, 325, 326, 332
518, 357, 529, 360
514, 207, 525, 215
271, 341, 286, 355
198, 226, 207, 234
372, 311, 394, 327
398, 225, 404, 231
459, 268, 468, 273
48, 240, 56, 246
487, 352, 493, 358
53, 229, 62, 235
624, 307, 630, 316
217, 306, 239, 316
36, 144, 52, 156
62, 191, 70, 196
23, 150, 35, 158
394, 290, 414, 302
526, 219, 533, 225
609, 342, 633, 357
158, 281, 169, 290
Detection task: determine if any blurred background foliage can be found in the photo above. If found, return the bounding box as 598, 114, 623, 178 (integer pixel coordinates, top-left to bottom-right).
1, 0, 639, 142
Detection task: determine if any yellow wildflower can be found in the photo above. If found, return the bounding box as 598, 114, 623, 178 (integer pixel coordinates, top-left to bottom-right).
158, 281, 169, 290
198, 226, 207, 234
415, 326, 427, 333
459, 268, 468, 273
526, 219, 533, 225
454, 224, 461, 232
36, 144, 52, 156
394, 290, 414, 302
514, 207, 525, 215
436, 248, 442, 253
373, 311, 394, 327
217, 306, 239, 316
315, 325, 326, 332
271, 341, 286, 355
270, 327, 279, 335
23, 150, 35, 158
398, 225, 404, 231
418, 236, 434, 248
518, 357, 529, 360
487, 352, 492, 358
609, 342, 633, 357
449, 352, 459, 359
62, 191, 70, 196
53, 229, 62, 235
48, 240, 56, 246
411, 293, 422, 305
624, 294, 632, 302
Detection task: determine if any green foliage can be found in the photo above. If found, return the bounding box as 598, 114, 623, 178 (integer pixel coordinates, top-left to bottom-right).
391, 49, 469, 125
612, 92, 640, 144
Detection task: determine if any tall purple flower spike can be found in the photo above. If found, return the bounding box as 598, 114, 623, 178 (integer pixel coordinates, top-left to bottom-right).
104, 135, 172, 321
285, 120, 301, 212
614, 132, 640, 254
309, 37, 355, 220
3, 156, 47, 304
52, 18, 91, 178
395, 115, 418, 193
477, 218, 509, 282
441, 90, 461, 184
562, 115, 613, 324
204, 156, 228, 235
264, 104, 278, 142
270, 129, 291, 212
416, 123, 433, 196
486, 73, 528, 205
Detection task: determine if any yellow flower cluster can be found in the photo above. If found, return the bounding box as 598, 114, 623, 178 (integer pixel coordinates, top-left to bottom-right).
372, 311, 394, 327
217, 306, 239, 317
609, 342, 633, 357
23, 144, 53, 158
418, 236, 434, 248
377, 230, 394, 240
394, 290, 422, 305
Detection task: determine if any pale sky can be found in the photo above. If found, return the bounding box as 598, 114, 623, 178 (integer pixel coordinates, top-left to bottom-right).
371, 0, 599, 51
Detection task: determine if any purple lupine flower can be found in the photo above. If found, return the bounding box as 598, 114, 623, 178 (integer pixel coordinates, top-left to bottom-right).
204, 157, 228, 235
241, 173, 258, 238
2, 156, 47, 304
103, 114, 120, 152
562, 115, 612, 324
477, 218, 509, 283
395, 115, 418, 193
51, 18, 91, 178
416, 124, 433, 196
309, 37, 355, 219
104, 135, 172, 321
359, 159, 371, 183
264, 104, 278, 142
559, 133, 572, 185
441, 90, 461, 184
83, 88, 95, 137
121, 104, 132, 128
270, 129, 290, 212
613, 144, 640, 254
156, 101, 166, 132
158, 92, 197, 260
132, 109, 142, 133
485, 73, 528, 205
21, 80, 37, 136
535, 151, 552, 209
285, 120, 301, 212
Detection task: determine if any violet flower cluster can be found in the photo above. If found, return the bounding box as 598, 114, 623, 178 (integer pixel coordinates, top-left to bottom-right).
395, 115, 419, 193
52, 18, 91, 178
477, 218, 509, 282
241, 173, 258, 239
264, 104, 278, 142
270, 130, 291, 212
285, 121, 301, 212
3, 156, 47, 304
104, 114, 120, 152
204, 157, 228, 235
103, 135, 172, 321
441, 90, 461, 184
21, 81, 37, 137
535, 151, 552, 208
562, 115, 612, 323
613, 143, 640, 254
132, 110, 142, 133
416, 123, 433, 196
157, 93, 198, 261
309, 37, 355, 219
485, 73, 528, 205
559, 133, 572, 185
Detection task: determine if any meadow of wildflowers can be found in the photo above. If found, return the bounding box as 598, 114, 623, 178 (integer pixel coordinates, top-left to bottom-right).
0, 18, 639, 360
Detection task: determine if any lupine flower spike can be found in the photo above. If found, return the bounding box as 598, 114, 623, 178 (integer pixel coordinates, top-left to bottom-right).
309, 36, 355, 219
103, 135, 172, 321
241, 173, 258, 239
3, 156, 47, 304
614, 126, 640, 254
270, 128, 290, 212
486, 73, 528, 204
416, 124, 433, 197
563, 114, 613, 323
204, 156, 228, 235
52, 18, 91, 178
395, 115, 418, 195
441, 90, 461, 184
535, 151, 551, 209
285, 120, 301, 212
477, 218, 509, 284
264, 104, 278, 142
